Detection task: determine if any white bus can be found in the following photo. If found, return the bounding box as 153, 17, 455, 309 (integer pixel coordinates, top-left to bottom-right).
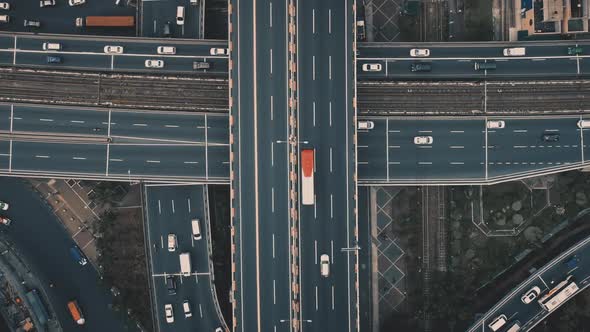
301, 149, 315, 205
538, 276, 579, 312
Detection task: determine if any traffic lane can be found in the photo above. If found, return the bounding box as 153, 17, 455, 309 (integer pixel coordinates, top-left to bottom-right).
11, 141, 106, 174
206, 115, 229, 145
0, 50, 12, 65
357, 119, 387, 180
488, 118, 582, 177
110, 112, 205, 143
206, 145, 229, 179
0, 177, 133, 332
113, 54, 223, 74
0, 36, 13, 50
384, 59, 479, 79
488, 58, 578, 78
0, 140, 9, 170
108, 144, 205, 178
12, 105, 108, 135
16, 51, 110, 70
0, 104, 11, 131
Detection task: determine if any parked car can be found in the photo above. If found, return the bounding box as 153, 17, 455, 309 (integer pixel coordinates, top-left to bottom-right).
104, 45, 124, 54
24, 20, 41, 28
521, 286, 541, 304
69, 0, 86, 6
361, 63, 382, 72
0, 201, 9, 211
145, 59, 164, 68
164, 304, 174, 323
414, 136, 433, 145
40, 0, 56, 7
410, 48, 430, 57
210, 47, 229, 56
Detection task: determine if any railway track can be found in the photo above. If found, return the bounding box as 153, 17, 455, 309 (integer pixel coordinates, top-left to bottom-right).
0, 68, 230, 112
358, 80, 590, 115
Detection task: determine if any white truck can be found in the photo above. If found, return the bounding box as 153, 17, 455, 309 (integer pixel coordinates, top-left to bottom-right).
179, 252, 191, 277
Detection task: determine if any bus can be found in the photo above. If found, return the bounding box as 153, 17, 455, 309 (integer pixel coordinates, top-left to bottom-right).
67, 300, 85, 325
301, 149, 315, 205
538, 276, 579, 312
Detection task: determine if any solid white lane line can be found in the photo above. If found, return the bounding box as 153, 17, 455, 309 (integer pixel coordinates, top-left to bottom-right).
329, 101, 332, 127
329, 147, 333, 173
312, 55, 315, 80
330, 194, 333, 219
9, 105, 13, 133
8, 140, 11, 172
171, 200, 175, 214
315, 286, 318, 311
329, 55, 332, 80
313, 101, 316, 127
314, 240, 318, 264
328, 9, 332, 34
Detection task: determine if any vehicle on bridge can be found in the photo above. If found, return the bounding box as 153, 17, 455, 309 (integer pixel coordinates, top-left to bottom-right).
0, 200, 9, 210
191, 218, 202, 240
488, 314, 507, 331
538, 275, 579, 312
301, 149, 315, 205
39, 0, 55, 7
179, 252, 192, 276
568, 46, 583, 55
0, 216, 10, 226
487, 120, 505, 129
503, 47, 526, 56
414, 136, 433, 145
506, 321, 521, 332
475, 61, 497, 71
410, 62, 431, 72
164, 303, 174, 323
104, 45, 124, 54
0, 2, 9, 9
578, 120, 590, 129
76, 16, 135, 28
67, 300, 86, 325
362, 63, 382, 72
521, 286, 540, 304
410, 48, 430, 57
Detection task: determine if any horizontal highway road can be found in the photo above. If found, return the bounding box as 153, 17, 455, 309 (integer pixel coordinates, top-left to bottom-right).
0, 33, 228, 74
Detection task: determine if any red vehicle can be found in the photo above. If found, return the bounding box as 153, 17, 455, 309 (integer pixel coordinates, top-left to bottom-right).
301, 149, 315, 205
76, 16, 135, 27
67, 300, 85, 325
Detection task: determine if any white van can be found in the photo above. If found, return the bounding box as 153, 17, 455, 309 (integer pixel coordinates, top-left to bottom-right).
176, 6, 185, 25
191, 218, 202, 240
43, 42, 61, 51
182, 300, 192, 318
578, 120, 590, 128
157, 46, 176, 55
488, 314, 507, 332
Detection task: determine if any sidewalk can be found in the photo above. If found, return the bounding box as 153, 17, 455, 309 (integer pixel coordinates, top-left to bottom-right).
28, 179, 108, 266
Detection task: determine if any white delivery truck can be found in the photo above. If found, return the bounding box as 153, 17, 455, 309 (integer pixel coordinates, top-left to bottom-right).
179, 252, 192, 277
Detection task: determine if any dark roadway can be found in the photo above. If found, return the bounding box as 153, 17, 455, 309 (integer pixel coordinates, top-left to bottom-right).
0, 177, 134, 331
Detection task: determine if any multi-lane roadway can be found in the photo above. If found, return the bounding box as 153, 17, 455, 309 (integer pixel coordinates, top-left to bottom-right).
0, 33, 228, 74
144, 185, 226, 332
297, 0, 358, 331
468, 234, 590, 332
0, 104, 229, 182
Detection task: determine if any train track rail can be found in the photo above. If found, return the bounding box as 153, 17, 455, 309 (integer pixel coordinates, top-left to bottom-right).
0, 67, 230, 112
358, 80, 590, 115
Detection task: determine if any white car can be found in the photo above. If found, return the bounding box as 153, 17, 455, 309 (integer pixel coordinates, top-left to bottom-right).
320, 254, 330, 277
104, 45, 124, 54
145, 59, 164, 68
358, 120, 374, 130
40, 0, 55, 7
215, 328, 223, 332
164, 304, 174, 323
210, 48, 229, 56
69, 0, 85, 6
414, 136, 433, 145
361, 63, 382, 72
0, 2, 10, 9
521, 286, 541, 304
410, 48, 430, 57
0, 201, 8, 211
487, 120, 505, 129
167, 234, 177, 252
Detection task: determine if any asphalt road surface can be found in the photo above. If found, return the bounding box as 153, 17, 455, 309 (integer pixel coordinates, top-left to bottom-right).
144, 185, 226, 332
0, 177, 134, 332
